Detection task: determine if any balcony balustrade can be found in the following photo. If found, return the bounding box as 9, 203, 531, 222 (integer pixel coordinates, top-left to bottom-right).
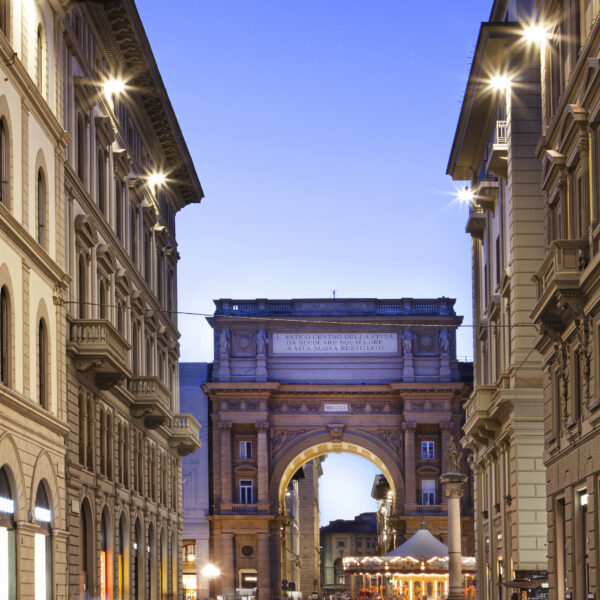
487, 120, 508, 178
532, 239, 587, 324
405, 504, 445, 515
67, 319, 131, 389
476, 177, 499, 211
127, 376, 172, 429
169, 413, 201, 455
465, 203, 485, 239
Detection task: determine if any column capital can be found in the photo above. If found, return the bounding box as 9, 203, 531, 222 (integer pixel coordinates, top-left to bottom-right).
440, 423, 453, 431
256, 422, 269, 432
220, 421, 232, 431
402, 422, 416, 432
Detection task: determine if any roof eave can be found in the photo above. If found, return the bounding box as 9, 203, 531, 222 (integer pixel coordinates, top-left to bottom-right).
447, 22, 521, 181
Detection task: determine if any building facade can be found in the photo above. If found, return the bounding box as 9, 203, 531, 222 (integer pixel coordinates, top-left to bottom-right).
0, 1, 70, 597
532, 2, 600, 600
447, 1, 549, 597
204, 297, 474, 600
180, 363, 211, 600
0, 1, 203, 598
320, 512, 378, 599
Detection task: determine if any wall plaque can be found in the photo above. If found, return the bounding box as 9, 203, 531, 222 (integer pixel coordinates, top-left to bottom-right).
324, 404, 349, 413
272, 332, 397, 355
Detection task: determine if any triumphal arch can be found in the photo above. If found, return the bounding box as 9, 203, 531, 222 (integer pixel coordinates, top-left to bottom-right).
204, 298, 473, 600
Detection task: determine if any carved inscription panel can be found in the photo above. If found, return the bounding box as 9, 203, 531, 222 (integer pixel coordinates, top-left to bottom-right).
272, 332, 397, 355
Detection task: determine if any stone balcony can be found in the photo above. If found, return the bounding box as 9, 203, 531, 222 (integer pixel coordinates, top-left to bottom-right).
127, 376, 172, 429
465, 203, 485, 239
168, 413, 201, 455
463, 385, 496, 447
531, 239, 587, 325
405, 504, 445, 515
476, 178, 499, 211
487, 120, 508, 178
67, 319, 131, 389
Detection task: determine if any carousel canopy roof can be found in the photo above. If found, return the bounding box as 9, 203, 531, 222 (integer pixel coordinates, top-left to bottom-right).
385, 527, 449, 560
342, 527, 476, 574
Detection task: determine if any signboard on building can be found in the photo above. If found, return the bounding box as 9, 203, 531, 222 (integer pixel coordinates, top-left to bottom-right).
272, 332, 397, 355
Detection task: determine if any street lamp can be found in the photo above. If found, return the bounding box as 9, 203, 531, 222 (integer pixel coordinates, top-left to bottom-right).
202, 563, 221, 599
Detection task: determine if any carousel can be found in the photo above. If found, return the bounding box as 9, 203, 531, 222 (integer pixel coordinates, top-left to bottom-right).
342, 526, 476, 600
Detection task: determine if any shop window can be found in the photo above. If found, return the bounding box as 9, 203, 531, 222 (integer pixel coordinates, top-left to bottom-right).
421, 441, 434, 460
34, 483, 52, 600
239, 480, 253, 504
0, 467, 16, 600
240, 441, 252, 459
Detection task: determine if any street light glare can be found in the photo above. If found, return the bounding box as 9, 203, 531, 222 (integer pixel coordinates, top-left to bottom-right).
457, 188, 474, 204
104, 78, 126, 97
523, 23, 550, 44
202, 563, 221, 578
148, 173, 166, 188
489, 75, 511, 91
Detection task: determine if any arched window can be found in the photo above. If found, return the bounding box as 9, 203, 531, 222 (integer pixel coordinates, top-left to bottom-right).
80, 500, 94, 598
36, 24, 44, 94
116, 179, 123, 241
99, 408, 105, 476
76, 116, 85, 182
78, 393, 85, 465
97, 148, 105, 214
133, 519, 143, 600
0, 286, 9, 385
0, 117, 7, 207
0, 466, 16, 600
38, 319, 47, 408
78, 255, 86, 318
118, 516, 129, 599
106, 413, 113, 480
137, 434, 143, 494
86, 396, 94, 471
34, 482, 52, 600
145, 337, 152, 376
117, 422, 122, 484
147, 523, 156, 600
36, 169, 45, 246
156, 250, 163, 303
144, 230, 152, 282
123, 426, 129, 488
130, 207, 138, 264
131, 322, 139, 375
99, 279, 106, 319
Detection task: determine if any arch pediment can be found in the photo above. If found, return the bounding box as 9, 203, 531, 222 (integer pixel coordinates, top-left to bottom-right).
74, 214, 98, 249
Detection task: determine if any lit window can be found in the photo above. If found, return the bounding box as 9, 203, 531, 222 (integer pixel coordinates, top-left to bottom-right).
240, 441, 252, 459
421, 441, 434, 460
239, 480, 253, 504
421, 480, 436, 505
0, 117, 7, 206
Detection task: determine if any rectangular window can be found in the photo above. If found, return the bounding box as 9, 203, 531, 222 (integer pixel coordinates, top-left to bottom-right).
421, 441, 434, 460
421, 480, 436, 505
495, 236, 501, 287
239, 480, 253, 504
239, 441, 252, 460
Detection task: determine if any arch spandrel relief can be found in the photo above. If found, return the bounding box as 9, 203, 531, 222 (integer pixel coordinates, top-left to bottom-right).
205, 297, 473, 600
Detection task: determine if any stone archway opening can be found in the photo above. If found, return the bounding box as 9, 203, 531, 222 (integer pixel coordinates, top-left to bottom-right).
277, 443, 397, 600
278, 441, 396, 513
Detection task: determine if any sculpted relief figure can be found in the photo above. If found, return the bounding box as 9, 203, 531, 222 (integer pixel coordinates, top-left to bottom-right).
439, 328, 450, 355
446, 436, 461, 473
256, 328, 266, 355
219, 328, 229, 357
402, 329, 414, 355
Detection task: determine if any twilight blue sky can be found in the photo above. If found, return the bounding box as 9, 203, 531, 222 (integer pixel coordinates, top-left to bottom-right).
138, 1, 491, 525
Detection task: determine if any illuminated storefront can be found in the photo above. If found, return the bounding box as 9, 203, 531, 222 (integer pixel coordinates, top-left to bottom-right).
34, 484, 52, 600
343, 527, 476, 600
0, 467, 16, 600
